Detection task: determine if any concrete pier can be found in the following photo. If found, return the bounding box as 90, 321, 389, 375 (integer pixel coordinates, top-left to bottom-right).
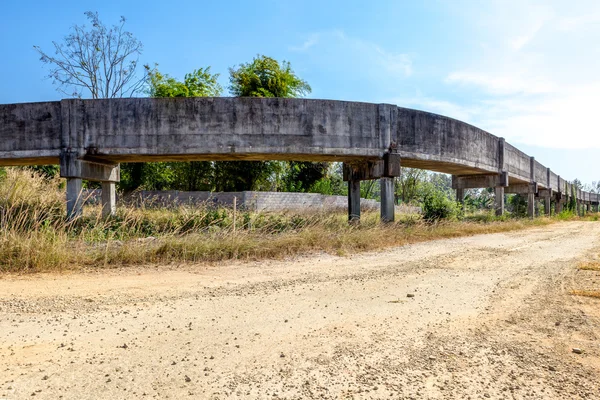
495, 187, 504, 216
380, 177, 395, 223
66, 178, 83, 220
527, 193, 535, 219
347, 178, 361, 222
456, 188, 465, 207
101, 182, 117, 218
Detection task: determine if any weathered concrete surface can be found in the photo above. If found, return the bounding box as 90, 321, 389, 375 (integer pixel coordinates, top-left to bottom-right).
1, 97, 597, 212
397, 108, 500, 176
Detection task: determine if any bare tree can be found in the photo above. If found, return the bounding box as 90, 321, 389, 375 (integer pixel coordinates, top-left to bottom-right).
34, 11, 151, 99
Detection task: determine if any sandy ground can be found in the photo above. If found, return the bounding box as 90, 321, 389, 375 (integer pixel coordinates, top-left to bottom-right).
1, 221, 600, 399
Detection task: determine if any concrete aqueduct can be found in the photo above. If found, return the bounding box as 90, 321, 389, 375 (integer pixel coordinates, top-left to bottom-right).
0, 97, 597, 220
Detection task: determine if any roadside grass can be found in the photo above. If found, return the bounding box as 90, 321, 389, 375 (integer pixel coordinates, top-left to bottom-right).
570, 290, 600, 299
578, 261, 600, 271
0, 168, 591, 273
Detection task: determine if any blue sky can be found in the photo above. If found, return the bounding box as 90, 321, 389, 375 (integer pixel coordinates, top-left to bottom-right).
1, 0, 599, 184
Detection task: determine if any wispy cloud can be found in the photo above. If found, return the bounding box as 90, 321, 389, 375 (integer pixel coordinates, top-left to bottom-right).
290, 30, 413, 78
445, 71, 555, 95
289, 34, 320, 52
437, 1, 600, 150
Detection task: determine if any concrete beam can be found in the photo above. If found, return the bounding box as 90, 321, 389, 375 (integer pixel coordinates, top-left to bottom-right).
60, 152, 120, 183
343, 153, 400, 181
451, 172, 508, 190
538, 189, 552, 198
505, 183, 538, 195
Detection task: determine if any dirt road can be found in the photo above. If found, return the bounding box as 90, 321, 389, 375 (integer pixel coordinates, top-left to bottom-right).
1, 221, 600, 399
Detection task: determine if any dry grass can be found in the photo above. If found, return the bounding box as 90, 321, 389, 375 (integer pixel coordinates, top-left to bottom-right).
570, 290, 600, 299
0, 168, 581, 273
578, 261, 600, 271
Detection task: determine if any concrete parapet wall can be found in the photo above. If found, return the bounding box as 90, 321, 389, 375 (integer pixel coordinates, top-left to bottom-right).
397, 108, 500, 175
504, 143, 530, 183
534, 160, 546, 186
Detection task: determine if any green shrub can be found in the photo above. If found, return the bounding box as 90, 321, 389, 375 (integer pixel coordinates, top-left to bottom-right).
422, 187, 458, 221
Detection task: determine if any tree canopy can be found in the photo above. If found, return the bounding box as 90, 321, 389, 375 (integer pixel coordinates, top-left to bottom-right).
148, 68, 222, 98
229, 55, 311, 98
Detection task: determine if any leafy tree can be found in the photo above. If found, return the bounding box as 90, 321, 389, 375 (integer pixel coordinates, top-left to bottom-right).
34, 11, 152, 99
229, 55, 311, 98
213, 161, 278, 192
396, 168, 427, 204
281, 161, 328, 192
25, 165, 60, 180
149, 68, 222, 98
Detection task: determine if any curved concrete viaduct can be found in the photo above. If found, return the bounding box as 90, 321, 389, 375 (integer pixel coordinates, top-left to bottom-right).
0, 97, 596, 220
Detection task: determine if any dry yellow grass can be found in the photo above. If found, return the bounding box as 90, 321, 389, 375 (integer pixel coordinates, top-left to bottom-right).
0, 167, 583, 273
570, 290, 600, 299
578, 261, 600, 271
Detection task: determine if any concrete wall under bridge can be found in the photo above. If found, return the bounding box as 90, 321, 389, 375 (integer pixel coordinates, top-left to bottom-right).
1, 97, 597, 221
82, 189, 420, 214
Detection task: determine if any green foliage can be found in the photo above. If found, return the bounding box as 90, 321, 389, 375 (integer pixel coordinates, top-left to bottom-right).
229, 55, 311, 98
421, 183, 458, 221
25, 165, 60, 179
463, 188, 494, 213
395, 168, 426, 204
556, 209, 576, 220
148, 67, 222, 98
280, 162, 328, 193
213, 161, 279, 191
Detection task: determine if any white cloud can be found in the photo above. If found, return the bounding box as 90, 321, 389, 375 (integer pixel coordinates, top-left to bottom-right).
445, 71, 555, 95
290, 31, 413, 78
438, 1, 600, 150
289, 34, 320, 52
375, 47, 412, 77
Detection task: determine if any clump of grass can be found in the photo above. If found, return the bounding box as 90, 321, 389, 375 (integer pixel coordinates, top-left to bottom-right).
570, 290, 600, 299
0, 168, 584, 273
578, 261, 600, 271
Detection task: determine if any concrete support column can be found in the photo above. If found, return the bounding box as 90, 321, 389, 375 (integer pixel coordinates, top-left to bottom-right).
586, 203, 591, 213
494, 186, 504, 216
380, 177, 395, 223
544, 197, 551, 216
576, 200, 581, 216
348, 178, 361, 222
527, 192, 535, 219
555, 200, 563, 214
66, 178, 83, 220
101, 182, 117, 218
456, 188, 465, 206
